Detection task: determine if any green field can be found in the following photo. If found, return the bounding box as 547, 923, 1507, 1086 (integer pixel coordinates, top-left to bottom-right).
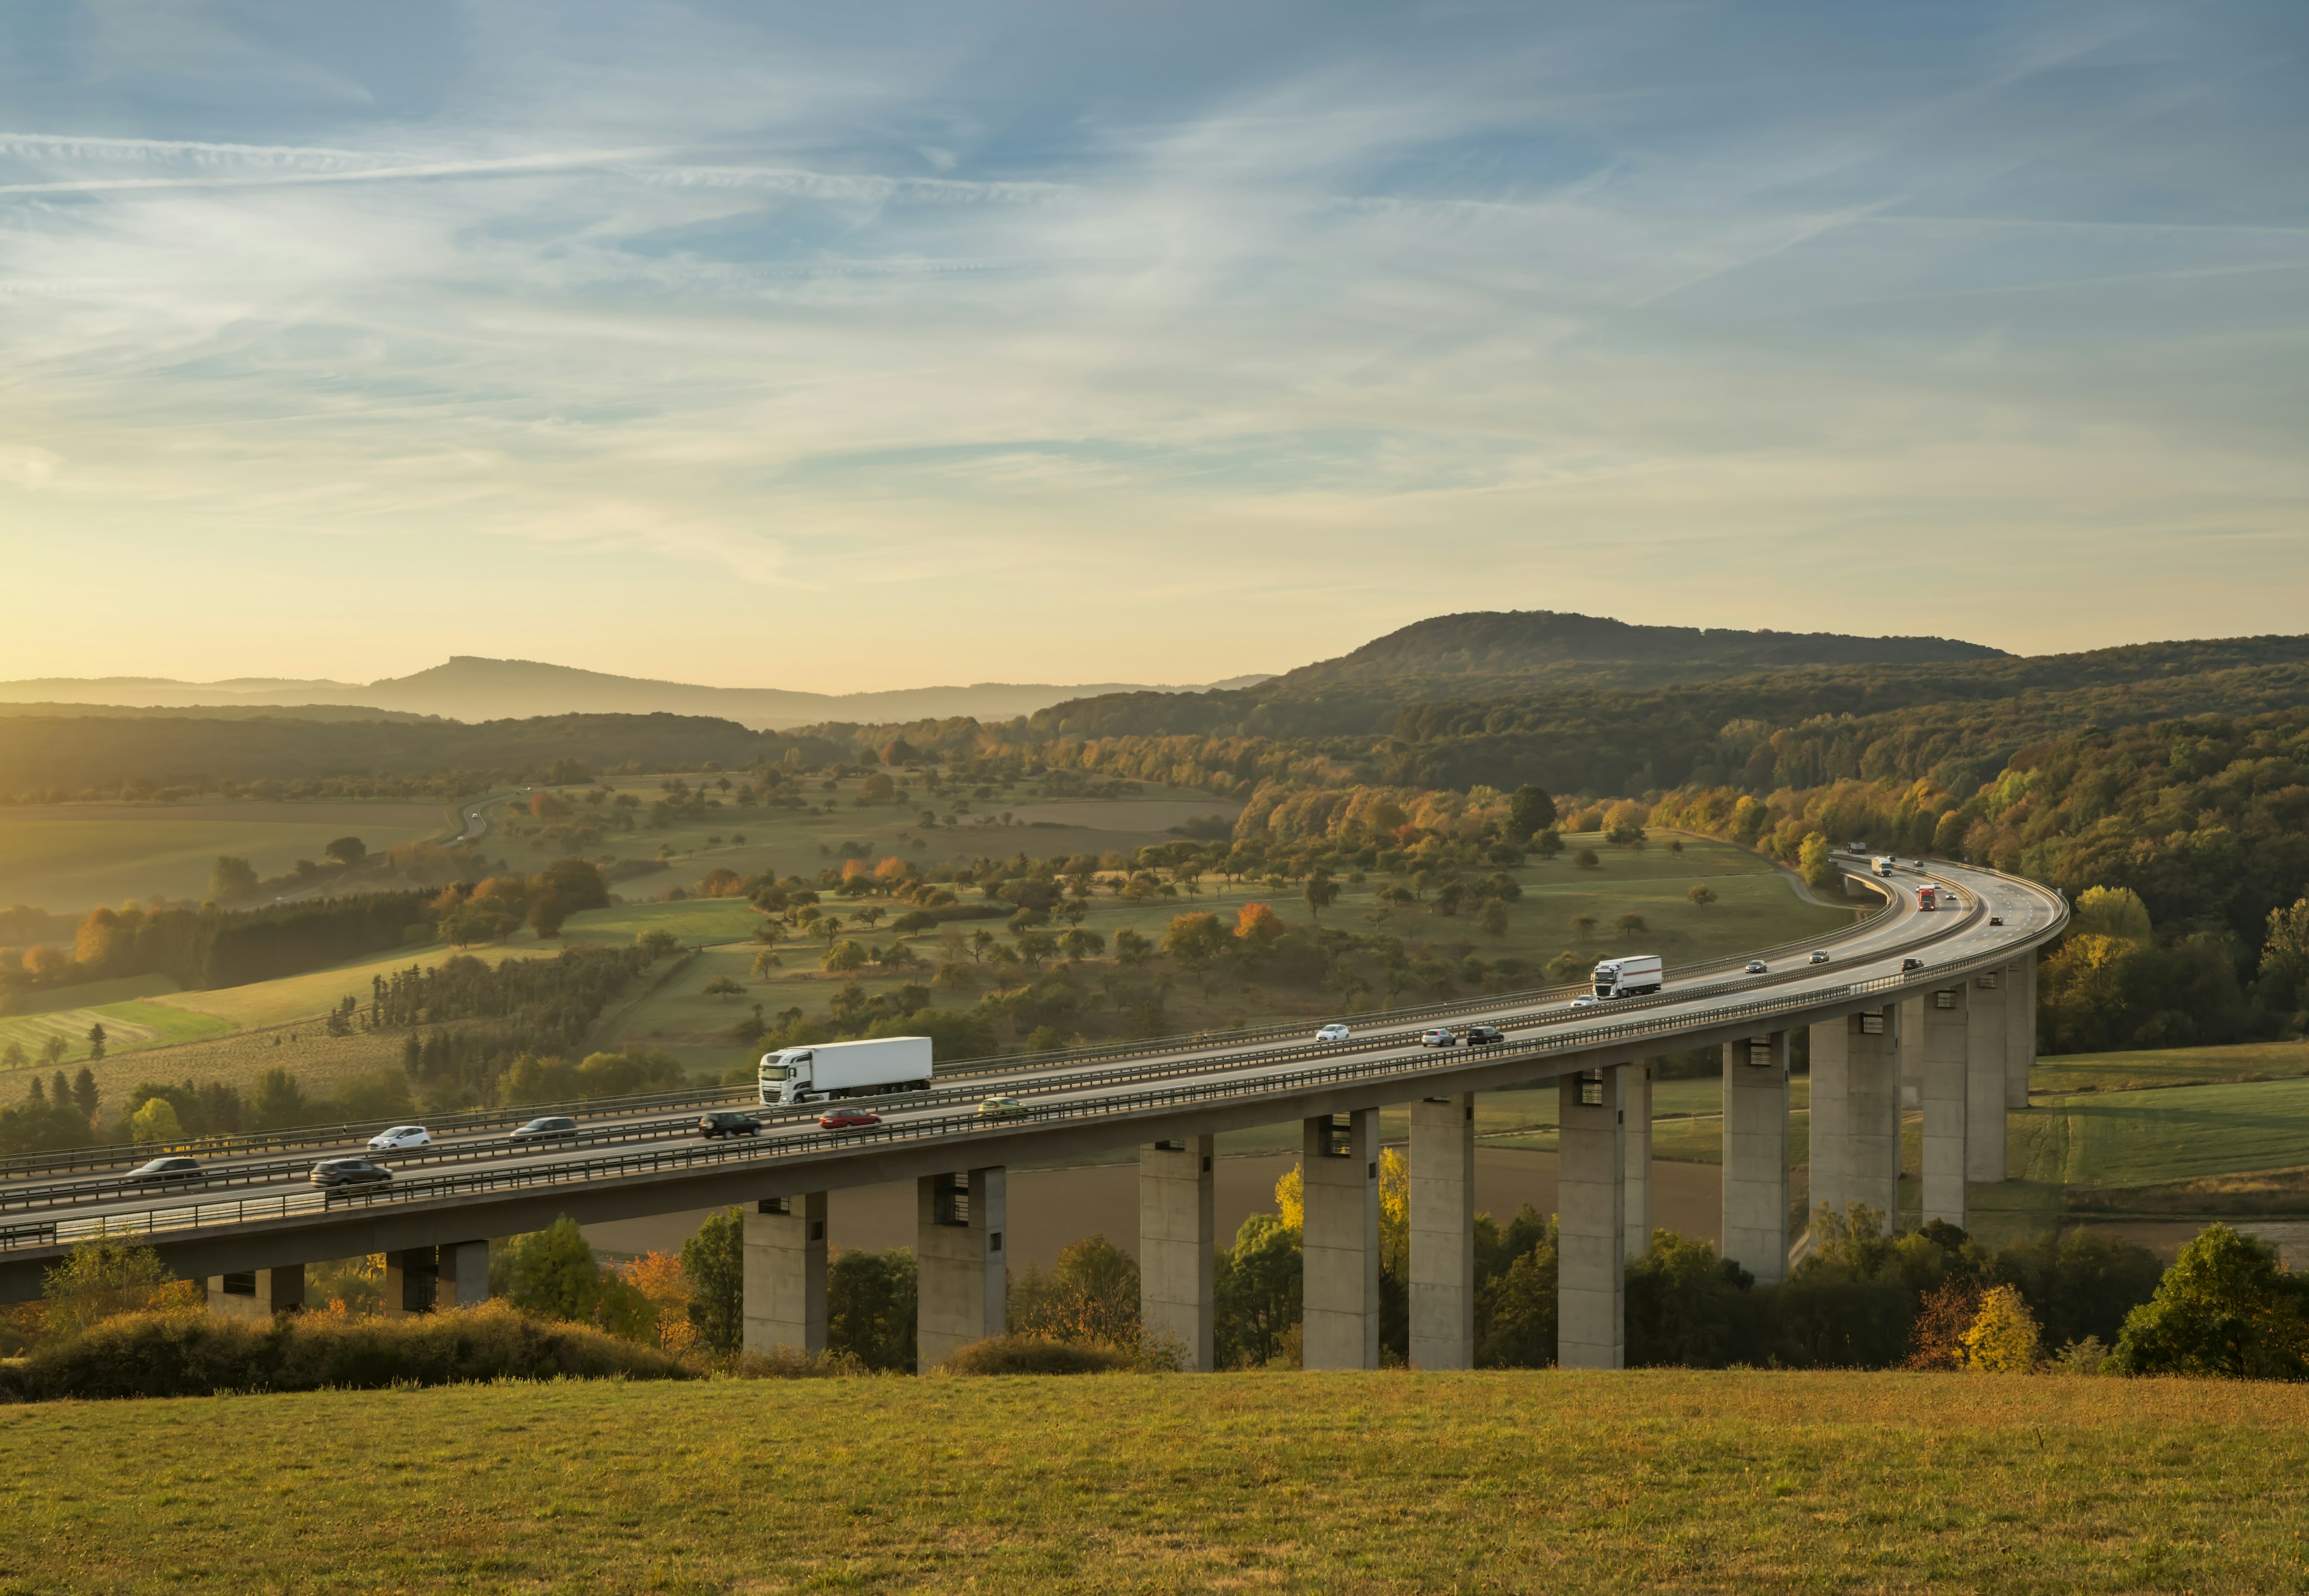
0, 997, 232, 1066
150, 941, 554, 1031
2031, 1039, 2309, 1097
1, 1371, 2301, 1592
2032, 1077, 2309, 1190
0, 799, 452, 915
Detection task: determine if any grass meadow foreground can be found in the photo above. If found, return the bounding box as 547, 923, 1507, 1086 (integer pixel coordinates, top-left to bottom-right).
2, 1371, 2305, 1592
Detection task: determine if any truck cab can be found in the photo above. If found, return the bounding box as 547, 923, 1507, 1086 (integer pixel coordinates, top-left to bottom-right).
1589, 954, 1663, 999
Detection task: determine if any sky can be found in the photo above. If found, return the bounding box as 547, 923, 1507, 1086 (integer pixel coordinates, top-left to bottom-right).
0, 1, 2302, 692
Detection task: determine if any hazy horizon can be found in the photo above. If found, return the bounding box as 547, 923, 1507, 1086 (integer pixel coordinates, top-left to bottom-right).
1, 2, 2301, 692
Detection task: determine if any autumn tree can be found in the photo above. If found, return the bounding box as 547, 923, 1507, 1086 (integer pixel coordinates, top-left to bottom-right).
207, 855, 260, 902
1234, 902, 1285, 945
1687, 885, 1717, 909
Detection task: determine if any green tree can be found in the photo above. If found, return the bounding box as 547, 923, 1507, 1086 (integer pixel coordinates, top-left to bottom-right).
1112, 928, 1153, 966
504, 1216, 655, 1341
1798, 832, 1838, 892
701, 976, 745, 1001
1302, 872, 1342, 921
324, 836, 367, 865
248, 1067, 311, 1132
41, 1234, 176, 1339
1574, 848, 1600, 870
1215, 1213, 1302, 1368
207, 855, 260, 902
0, 1041, 22, 1070
2258, 897, 2309, 1013
527, 895, 570, 939
1477, 900, 1510, 938
1009, 1234, 1142, 1348
1477, 1218, 1559, 1367
2074, 885, 2154, 944
1508, 785, 1557, 843
821, 940, 867, 973
1618, 912, 1647, 938
2113, 1224, 2309, 1379
1687, 884, 1717, 909
1161, 912, 1230, 974
681, 1208, 744, 1355
829, 1246, 918, 1371
72, 1066, 97, 1121
85, 1022, 106, 1061
128, 1097, 182, 1145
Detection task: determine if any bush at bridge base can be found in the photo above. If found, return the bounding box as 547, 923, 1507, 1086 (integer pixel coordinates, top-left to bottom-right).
937, 1334, 1138, 1375
0, 1300, 690, 1402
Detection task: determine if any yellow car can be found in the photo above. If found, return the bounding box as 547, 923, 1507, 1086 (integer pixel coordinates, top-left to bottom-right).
977, 1096, 1026, 1120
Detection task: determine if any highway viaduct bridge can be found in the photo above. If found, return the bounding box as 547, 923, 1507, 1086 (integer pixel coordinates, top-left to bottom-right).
0, 859, 2064, 1372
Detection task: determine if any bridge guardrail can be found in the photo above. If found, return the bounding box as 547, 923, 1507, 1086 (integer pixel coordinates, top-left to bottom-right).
5, 892, 2056, 1254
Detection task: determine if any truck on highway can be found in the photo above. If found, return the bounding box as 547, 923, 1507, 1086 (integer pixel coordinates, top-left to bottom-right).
1871, 856, 1896, 877
758, 1037, 933, 1108
1916, 884, 1938, 911
1590, 954, 1664, 999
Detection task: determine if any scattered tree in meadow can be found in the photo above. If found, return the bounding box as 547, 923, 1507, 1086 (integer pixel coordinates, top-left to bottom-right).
1477, 900, 1510, 938
701, 976, 745, 1001
1687, 885, 1717, 909
1508, 785, 1557, 843
1618, 912, 1647, 938
324, 836, 367, 865
1574, 848, 1600, 870
1234, 901, 1285, 945
1963, 1284, 2043, 1373
1302, 871, 1341, 921
207, 855, 260, 903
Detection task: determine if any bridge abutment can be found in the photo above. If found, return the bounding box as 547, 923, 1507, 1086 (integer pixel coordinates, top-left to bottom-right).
1557, 1066, 1625, 1369
1408, 1094, 1474, 1369
1138, 1138, 1214, 1370
206, 1264, 303, 1320
1722, 1033, 1790, 1283
1921, 984, 1971, 1229
744, 1193, 827, 1357
1301, 1109, 1380, 1370
916, 1168, 1006, 1371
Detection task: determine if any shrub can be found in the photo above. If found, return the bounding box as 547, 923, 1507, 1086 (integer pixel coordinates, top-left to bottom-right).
730, 1346, 868, 1378
937, 1334, 1133, 1375
2113, 1224, 2309, 1379
0, 1301, 688, 1401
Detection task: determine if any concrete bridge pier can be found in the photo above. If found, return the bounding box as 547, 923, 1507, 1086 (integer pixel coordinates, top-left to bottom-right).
1809, 1007, 1900, 1234
1557, 1066, 1626, 1369
1897, 993, 1927, 1110
1921, 985, 1972, 1229
1623, 1062, 1654, 1260
1967, 971, 2010, 1183
916, 1167, 1006, 1372
744, 1193, 827, 1357
1138, 1137, 1214, 1370
2005, 956, 2035, 1110
1408, 1094, 1474, 1370
1722, 1033, 1790, 1284
207, 1264, 304, 1320
1301, 1109, 1380, 1370
436, 1240, 489, 1310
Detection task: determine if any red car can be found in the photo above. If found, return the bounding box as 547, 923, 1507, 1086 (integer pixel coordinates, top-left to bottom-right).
818, 1108, 882, 1131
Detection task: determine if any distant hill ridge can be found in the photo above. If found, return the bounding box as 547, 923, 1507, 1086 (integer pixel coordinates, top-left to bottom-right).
0, 658, 1275, 732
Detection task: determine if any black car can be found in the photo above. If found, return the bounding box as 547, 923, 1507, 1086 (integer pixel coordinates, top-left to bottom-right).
510, 1115, 578, 1144
125, 1156, 203, 1185
310, 1157, 393, 1189
697, 1111, 762, 1140
1901, 957, 1925, 972
1462, 1025, 1505, 1045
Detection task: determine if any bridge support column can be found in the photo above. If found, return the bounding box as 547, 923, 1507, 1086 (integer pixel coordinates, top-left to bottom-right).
206, 1265, 304, 1321
1409, 1095, 1474, 1370
1623, 1063, 1653, 1260
1723, 1033, 1790, 1283
1921, 985, 1971, 1229
2005, 957, 2034, 1110
1138, 1138, 1213, 1370
1897, 993, 1927, 1110
745, 1194, 827, 1357
1811, 1008, 1898, 1234
916, 1168, 1005, 1372
1967, 971, 2010, 1183
436, 1241, 489, 1309
1301, 1110, 1379, 1370
1558, 1066, 1625, 1369
383, 1247, 438, 1317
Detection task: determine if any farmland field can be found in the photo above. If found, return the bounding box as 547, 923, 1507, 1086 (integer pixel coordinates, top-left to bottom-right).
1, 1371, 2302, 1592
0, 799, 453, 914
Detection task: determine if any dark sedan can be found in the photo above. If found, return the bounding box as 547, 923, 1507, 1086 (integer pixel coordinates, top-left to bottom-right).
125, 1156, 203, 1185
510, 1116, 579, 1144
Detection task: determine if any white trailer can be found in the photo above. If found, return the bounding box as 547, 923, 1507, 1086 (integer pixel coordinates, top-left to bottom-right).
1590, 954, 1663, 999
1871, 856, 1897, 877
758, 1037, 933, 1108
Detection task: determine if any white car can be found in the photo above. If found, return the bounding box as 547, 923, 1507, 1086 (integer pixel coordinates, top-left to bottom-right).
1419, 1027, 1459, 1047
1315, 1023, 1352, 1043
367, 1125, 432, 1152
1571, 995, 1602, 1009
1810, 950, 1831, 965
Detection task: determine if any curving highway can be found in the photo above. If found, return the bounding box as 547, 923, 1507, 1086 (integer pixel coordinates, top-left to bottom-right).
0, 856, 2065, 1315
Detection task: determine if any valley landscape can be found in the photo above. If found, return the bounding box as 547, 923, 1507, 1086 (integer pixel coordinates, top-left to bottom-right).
4, 4, 2305, 1590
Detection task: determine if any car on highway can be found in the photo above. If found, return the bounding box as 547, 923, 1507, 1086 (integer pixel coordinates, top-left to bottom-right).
367, 1125, 431, 1152
977, 1097, 1028, 1119
1315, 1023, 1352, 1042
817, 1108, 881, 1131
1809, 950, 1830, 964
1463, 1024, 1504, 1045
1419, 1027, 1459, 1047
126, 1156, 204, 1185
1989, 915, 2004, 926
1901, 957, 1925, 972
1745, 960, 1768, 974
310, 1157, 393, 1189
1570, 995, 1602, 1009
697, 1111, 762, 1139
509, 1115, 578, 1144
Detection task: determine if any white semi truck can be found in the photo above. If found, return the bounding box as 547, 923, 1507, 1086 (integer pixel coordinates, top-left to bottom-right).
1871, 856, 1897, 877
758, 1037, 933, 1108
1589, 954, 1663, 999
